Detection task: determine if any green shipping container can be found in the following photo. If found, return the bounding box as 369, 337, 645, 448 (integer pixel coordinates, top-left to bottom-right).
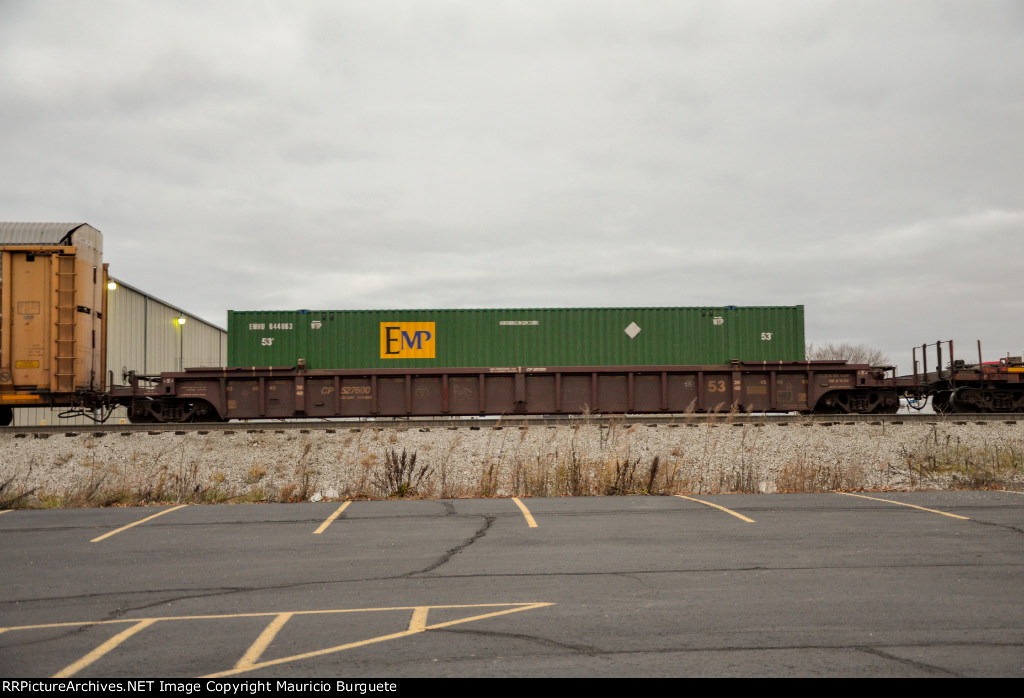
227, 307, 804, 370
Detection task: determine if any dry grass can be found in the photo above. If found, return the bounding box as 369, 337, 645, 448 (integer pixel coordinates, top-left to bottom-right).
0, 467, 38, 508
30, 458, 236, 508
279, 443, 320, 502
4, 438, 323, 508
602, 456, 661, 495
903, 430, 1024, 489
4, 419, 1023, 508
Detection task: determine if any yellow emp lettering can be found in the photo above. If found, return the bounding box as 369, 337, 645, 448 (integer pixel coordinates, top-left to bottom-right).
380, 322, 436, 359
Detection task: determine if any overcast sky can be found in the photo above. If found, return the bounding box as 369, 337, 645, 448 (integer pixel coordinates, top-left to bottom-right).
2, 1, 1021, 370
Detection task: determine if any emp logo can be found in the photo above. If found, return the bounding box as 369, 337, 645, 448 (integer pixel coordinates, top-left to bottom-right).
310, 320, 323, 329
380, 322, 436, 359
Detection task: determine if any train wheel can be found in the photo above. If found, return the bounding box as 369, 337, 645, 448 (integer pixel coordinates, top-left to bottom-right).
931, 391, 952, 414
126, 400, 159, 423
814, 390, 899, 414
0, 407, 12, 427
949, 388, 983, 413
872, 393, 900, 414
127, 398, 224, 423
949, 388, 1024, 413
188, 400, 225, 423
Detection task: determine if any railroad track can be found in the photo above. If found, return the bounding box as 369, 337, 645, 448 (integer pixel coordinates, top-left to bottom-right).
2, 412, 1020, 436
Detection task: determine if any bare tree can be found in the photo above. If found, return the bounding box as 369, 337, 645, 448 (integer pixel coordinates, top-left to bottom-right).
806, 342, 890, 366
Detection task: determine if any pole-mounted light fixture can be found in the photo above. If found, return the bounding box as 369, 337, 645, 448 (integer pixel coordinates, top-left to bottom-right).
176, 317, 187, 371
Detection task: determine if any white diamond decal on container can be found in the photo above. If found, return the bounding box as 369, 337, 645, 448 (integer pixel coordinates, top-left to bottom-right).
624, 322, 641, 339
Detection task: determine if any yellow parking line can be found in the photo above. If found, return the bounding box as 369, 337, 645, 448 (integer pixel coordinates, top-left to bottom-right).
999, 489, 1024, 495
90, 505, 188, 542
0, 510, 11, 515
407, 606, 430, 632
511, 498, 538, 528
234, 612, 294, 672
313, 501, 351, 534
203, 602, 554, 678
8, 602, 558, 677
52, 618, 157, 678
1, 602, 554, 634
674, 495, 755, 523
836, 492, 970, 520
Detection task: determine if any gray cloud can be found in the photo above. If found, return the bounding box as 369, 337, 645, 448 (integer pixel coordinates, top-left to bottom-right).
2, 1, 1021, 369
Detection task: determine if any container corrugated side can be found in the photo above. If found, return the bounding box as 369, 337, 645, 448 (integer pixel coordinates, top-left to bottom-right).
229, 306, 804, 369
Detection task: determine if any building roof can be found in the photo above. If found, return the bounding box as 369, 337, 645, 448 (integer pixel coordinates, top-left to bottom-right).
108, 275, 227, 334
0, 222, 100, 246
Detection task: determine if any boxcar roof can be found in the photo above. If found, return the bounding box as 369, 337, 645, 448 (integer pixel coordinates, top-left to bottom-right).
0, 222, 99, 246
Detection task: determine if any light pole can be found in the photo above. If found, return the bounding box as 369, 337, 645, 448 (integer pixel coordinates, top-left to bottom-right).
176, 316, 187, 371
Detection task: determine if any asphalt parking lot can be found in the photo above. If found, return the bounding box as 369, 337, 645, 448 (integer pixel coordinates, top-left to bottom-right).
2, 491, 1022, 677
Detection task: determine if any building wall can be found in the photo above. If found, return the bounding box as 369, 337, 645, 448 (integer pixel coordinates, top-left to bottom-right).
106, 280, 225, 377
12, 278, 226, 426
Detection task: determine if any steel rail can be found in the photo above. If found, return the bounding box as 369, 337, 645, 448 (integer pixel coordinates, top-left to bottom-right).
2, 412, 1019, 436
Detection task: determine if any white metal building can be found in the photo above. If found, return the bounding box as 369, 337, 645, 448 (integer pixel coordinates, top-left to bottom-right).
105, 276, 226, 378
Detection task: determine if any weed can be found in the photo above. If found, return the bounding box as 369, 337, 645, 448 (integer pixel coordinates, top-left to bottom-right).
373, 448, 431, 498
904, 437, 1024, 489
237, 487, 268, 503
203, 487, 232, 504
660, 456, 683, 493
478, 462, 499, 497
528, 455, 551, 497
561, 434, 586, 496
0, 466, 37, 509
285, 443, 320, 501
45, 468, 110, 508
776, 455, 867, 493
436, 434, 463, 498
356, 452, 378, 496
646, 456, 661, 494
245, 464, 268, 484
604, 456, 640, 495
599, 420, 618, 449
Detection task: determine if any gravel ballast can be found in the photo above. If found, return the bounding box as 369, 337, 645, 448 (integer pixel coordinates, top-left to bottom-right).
2, 419, 1022, 505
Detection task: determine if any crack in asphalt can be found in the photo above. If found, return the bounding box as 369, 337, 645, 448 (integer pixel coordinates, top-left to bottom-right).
855, 646, 961, 677
0, 508, 473, 536
7, 596, 1019, 678
3, 498, 1023, 535
613, 572, 651, 588
966, 518, 1024, 536
8, 619, 1018, 670
1, 514, 502, 613
408, 515, 494, 576
3, 512, 499, 658
375, 638, 1021, 674
434, 627, 600, 655
99, 587, 257, 617
4, 559, 1024, 608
